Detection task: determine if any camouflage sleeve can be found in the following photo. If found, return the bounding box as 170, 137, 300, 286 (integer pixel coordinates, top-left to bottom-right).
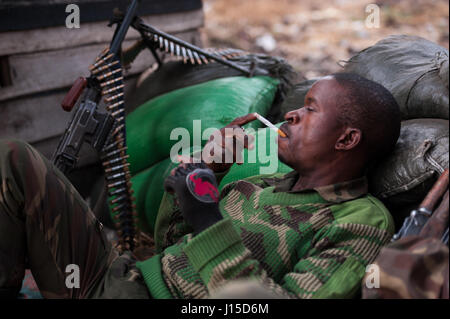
153, 192, 193, 252
183, 218, 392, 299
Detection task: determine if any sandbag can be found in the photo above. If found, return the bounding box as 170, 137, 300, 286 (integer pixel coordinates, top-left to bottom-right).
273, 79, 318, 123
342, 35, 449, 120
130, 157, 179, 233
127, 52, 295, 113
369, 118, 449, 208
126, 76, 280, 176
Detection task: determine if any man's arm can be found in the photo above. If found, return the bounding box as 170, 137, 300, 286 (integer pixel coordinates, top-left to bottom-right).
183, 217, 392, 298
154, 113, 258, 251
153, 191, 191, 252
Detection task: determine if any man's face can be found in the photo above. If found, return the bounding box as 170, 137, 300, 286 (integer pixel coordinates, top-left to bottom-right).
277, 77, 346, 172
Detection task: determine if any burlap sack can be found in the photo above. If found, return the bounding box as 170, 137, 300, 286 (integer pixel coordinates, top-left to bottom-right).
342, 35, 448, 120
369, 118, 449, 208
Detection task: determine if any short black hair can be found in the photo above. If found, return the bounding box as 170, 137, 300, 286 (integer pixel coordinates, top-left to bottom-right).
331, 72, 401, 162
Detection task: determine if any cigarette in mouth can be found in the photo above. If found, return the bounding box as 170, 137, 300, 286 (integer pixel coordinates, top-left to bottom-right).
253, 113, 287, 138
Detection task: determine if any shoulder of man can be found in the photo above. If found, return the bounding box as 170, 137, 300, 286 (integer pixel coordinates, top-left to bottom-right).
329, 194, 395, 234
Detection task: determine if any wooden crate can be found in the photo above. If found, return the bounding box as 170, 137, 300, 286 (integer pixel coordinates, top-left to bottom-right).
0, 0, 204, 198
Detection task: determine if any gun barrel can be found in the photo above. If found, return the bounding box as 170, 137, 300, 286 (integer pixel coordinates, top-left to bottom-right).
136, 22, 251, 76
420, 190, 449, 239
110, 0, 140, 55
420, 169, 449, 213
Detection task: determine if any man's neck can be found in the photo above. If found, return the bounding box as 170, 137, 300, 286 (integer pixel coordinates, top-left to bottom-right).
291, 158, 364, 192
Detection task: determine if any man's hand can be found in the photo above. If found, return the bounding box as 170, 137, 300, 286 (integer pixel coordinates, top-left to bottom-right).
164, 161, 223, 235
202, 113, 257, 173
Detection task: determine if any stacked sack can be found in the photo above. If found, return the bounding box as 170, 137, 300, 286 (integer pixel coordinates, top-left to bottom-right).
278, 35, 449, 228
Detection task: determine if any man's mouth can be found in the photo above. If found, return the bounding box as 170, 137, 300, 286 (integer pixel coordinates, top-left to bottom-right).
279, 123, 289, 138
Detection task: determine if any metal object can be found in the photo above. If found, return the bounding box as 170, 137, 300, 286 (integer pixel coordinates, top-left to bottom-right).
420, 190, 449, 240
100, 76, 124, 87
169, 41, 175, 55
97, 68, 122, 81
164, 39, 169, 52
105, 100, 124, 111
91, 60, 120, 75
102, 84, 125, 95
131, 17, 251, 75
392, 169, 449, 242
104, 92, 124, 103
52, 0, 141, 253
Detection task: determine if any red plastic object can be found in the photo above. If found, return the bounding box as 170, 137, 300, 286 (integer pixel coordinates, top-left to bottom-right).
61, 77, 87, 112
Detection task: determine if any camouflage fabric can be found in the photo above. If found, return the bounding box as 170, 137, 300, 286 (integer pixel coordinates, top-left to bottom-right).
362, 236, 449, 299
270, 170, 369, 202
0, 139, 149, 299
140, 170, 394, 299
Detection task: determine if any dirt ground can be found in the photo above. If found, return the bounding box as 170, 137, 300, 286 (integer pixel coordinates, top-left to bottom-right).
201, 0, 449, 80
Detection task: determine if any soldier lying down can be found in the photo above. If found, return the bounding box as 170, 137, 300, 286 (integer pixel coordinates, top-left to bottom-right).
0, 73, 401, 299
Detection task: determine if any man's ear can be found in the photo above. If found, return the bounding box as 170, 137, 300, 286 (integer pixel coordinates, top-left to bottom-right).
335, 127, 362, 151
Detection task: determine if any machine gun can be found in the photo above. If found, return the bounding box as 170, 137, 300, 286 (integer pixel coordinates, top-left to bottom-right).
53, 0, 140, 251
53, 0, 252, 253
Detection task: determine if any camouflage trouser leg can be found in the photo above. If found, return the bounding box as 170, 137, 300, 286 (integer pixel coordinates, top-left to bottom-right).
0, 139, 149, 299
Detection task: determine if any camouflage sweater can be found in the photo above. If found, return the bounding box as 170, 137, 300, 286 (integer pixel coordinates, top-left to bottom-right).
136, 171, 395, 299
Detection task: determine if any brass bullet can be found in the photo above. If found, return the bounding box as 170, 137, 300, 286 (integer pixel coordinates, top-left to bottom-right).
105, 100, 124, 111
102, 84, 125, 95
100, 76, 123, 87
105, 92, 124, 103
97, 68, 121, 80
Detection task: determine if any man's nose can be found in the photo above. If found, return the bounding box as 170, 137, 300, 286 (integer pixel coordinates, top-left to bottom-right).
284, 110, 300, 124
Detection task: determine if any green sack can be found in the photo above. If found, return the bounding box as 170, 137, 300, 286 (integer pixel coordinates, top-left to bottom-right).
130, 157, 179, 233
127, 53, 295, 113
126, 76, 280, 176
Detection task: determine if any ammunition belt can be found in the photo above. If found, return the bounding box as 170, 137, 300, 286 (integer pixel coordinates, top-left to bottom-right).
90, 48, 139, 252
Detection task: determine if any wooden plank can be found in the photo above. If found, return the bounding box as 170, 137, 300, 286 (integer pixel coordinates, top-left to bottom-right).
0, 0, 203, 31
0, 30, 201, 145
0, 9, 204, 56
0, 76, 138, 144
0, 91, 71, 143
0, 29, 201, 102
